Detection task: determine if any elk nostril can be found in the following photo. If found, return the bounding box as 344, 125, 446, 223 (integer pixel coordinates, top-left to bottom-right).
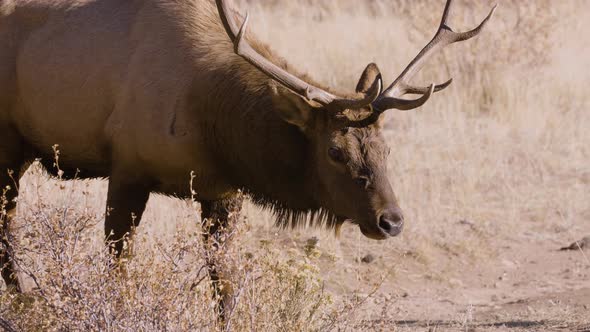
378, 210, 404, 236
378, 217, 393, 232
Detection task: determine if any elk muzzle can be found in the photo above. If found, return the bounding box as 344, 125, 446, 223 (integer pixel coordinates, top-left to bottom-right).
377, 207, 404, 237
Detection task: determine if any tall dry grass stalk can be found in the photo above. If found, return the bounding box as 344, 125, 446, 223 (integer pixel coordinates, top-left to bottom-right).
2, 0, 589, 330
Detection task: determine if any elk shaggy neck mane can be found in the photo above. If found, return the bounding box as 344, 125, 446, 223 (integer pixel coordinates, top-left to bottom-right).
185, 1, 340, 230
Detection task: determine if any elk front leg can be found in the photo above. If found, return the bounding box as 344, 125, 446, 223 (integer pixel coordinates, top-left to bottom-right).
104, 173, 152, 257
200, 195, 243, 322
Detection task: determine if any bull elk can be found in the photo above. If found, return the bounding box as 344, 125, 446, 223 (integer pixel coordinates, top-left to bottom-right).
0, 0, 495, 317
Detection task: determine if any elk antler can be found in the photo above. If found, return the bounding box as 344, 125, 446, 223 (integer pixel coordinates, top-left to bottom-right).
372, 0, 497, 112
215, 0, 382, 109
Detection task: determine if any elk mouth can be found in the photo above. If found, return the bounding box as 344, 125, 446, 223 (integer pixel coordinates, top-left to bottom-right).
359, 224, 392, 240
344, 218, 397, 240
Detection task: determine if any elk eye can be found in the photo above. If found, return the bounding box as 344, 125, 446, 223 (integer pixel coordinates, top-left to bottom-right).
328, 147, 346, 163
354, 177, 369, 188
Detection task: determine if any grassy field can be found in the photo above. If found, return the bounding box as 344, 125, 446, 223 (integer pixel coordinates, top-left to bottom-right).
2, 0, 590, 331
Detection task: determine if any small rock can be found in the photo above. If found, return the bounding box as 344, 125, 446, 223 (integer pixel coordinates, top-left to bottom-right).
459, 219, 474, 226
361, 253, 375, 264
491, 295, 499, 302
560, 236, 590, 251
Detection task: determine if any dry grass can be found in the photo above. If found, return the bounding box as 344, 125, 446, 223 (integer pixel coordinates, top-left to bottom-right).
2, 0, 590, 331
1, 163, 348, 331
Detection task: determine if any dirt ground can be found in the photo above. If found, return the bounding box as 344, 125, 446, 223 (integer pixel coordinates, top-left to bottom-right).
365, 236, 589, 331
257, 217, 590, 331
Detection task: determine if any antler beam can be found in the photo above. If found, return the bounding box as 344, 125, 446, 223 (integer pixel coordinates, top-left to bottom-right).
372, 0, 497, 112
215, 0, 382, 109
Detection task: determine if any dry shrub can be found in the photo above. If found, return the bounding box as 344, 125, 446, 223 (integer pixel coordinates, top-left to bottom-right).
0, 162, 371, 331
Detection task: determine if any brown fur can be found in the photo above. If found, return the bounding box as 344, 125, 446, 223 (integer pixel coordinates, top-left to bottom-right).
0, 0, 403, 294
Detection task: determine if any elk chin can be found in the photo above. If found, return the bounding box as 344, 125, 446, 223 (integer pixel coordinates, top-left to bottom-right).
344, 218, 390, 240
358, 223, 390, 240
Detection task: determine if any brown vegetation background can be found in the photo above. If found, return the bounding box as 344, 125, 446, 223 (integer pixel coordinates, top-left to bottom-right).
2, 0, 589, 330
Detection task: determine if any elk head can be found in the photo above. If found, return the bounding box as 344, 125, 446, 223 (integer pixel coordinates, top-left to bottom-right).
216, 0, 496, 239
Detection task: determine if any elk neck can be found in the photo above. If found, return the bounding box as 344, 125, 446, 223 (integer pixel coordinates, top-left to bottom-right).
194, 66, 320, 213
179, 2, 325, 215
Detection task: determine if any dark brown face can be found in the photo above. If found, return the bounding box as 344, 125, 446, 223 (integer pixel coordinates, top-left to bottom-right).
309, 124, 404, 240
269, 66, 404, 240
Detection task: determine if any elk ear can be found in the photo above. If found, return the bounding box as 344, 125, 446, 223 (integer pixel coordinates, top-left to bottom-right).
356, 63, 382, 94
271, 85, 317, 131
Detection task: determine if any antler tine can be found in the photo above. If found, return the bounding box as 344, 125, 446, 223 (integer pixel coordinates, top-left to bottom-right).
373, 0, 497, 111
215, 0, 382, 109
403, 78, 452, 95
